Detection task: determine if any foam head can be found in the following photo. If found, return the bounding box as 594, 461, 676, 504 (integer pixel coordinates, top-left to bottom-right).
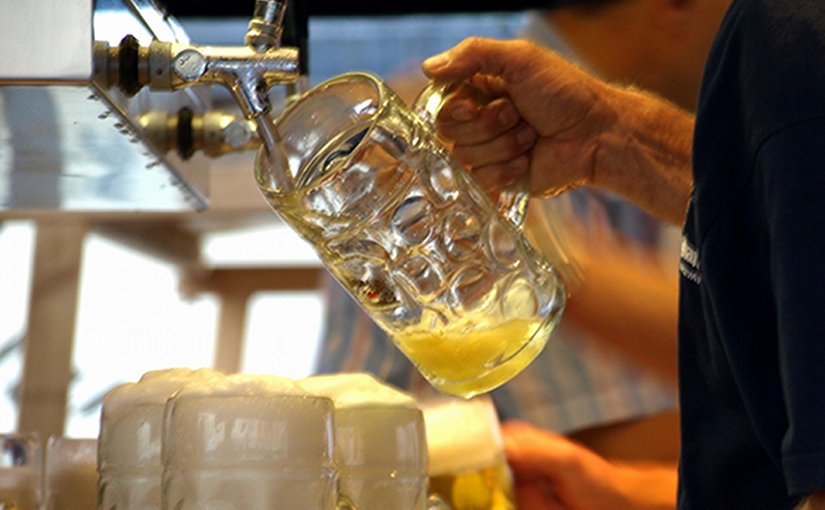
423, 397, 503, 476
301, 373, 426, 470
301, 373, 427, 509
102, 368, 223, 421
300, 372, 417, 409
99, 368, 223, 471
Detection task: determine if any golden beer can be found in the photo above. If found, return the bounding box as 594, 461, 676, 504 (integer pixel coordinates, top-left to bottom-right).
394, 316, 550, 398
429, 463, 515, 510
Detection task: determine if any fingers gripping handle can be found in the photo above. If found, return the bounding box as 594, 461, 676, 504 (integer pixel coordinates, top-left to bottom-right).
412, 81, 530, 228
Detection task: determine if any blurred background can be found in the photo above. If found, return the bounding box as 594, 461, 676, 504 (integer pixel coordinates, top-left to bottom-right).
0, 0, 539, 438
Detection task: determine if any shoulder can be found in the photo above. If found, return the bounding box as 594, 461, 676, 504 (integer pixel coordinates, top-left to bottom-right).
725, 0, 825, 36
717, 0, 825, 72
703, 0, 825, 151
719, 0, 825, 76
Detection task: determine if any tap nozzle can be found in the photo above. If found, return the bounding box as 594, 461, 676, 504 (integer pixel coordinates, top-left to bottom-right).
245, 0, 289, 52
139, 109, 259, 160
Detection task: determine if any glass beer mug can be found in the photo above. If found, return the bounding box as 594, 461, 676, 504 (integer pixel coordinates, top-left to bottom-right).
161, 374, 337, 510
0, 433, 41, 510
301, 373, 428, 510
255, 71, 569, 398
44, 437, 97, 510
423, 397, 515, 510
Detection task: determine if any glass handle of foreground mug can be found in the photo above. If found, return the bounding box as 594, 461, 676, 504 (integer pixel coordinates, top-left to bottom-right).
412, 81, 530, 228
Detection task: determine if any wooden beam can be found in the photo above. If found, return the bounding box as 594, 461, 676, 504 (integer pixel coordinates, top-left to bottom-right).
180, 266, 324, 373
213, 289, 249, 374
18, 219, 86, 438
91, 222, 201, 267
180, 266, 324, 296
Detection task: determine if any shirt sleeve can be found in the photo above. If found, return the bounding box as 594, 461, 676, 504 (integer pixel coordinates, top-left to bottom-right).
757, 115, 825, 495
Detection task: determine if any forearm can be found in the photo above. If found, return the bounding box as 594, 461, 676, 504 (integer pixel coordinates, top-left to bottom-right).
798, 491, 825, 510
613, 461, 679, 510
564, 240, 680, 382
593, 85, 694, 226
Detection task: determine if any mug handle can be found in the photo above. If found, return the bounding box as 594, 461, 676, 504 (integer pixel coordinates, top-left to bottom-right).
412, 81, 531, 229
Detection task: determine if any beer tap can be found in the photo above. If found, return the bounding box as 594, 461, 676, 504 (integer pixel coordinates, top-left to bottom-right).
94, 0, 304, 171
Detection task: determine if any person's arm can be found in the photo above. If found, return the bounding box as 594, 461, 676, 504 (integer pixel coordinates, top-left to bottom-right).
502, 420, 677, 510
564, 236, 680, 382
526, 195, 680, 382
798, 492, 825, 510
422, 37, 694, 226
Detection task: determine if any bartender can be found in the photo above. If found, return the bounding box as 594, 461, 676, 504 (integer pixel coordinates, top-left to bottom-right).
318, 0, 735, 509
422, 0, 825, 508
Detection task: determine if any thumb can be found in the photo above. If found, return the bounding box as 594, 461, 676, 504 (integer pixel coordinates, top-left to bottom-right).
422, 37, 525, 82
502, 421, 570, 474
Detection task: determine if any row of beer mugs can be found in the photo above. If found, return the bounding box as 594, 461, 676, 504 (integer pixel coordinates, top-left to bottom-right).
1, 369, 515, 510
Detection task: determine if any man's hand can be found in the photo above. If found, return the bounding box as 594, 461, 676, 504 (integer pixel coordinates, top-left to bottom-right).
423, 38, 613, 200
422, 37, 695, 225
502, 421, 677, 510
798, 492, 825, 510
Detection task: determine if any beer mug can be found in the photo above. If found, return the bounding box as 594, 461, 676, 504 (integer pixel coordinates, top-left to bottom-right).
255, 71, 570, 398
0, 433, 41, 510
44, 437, 97, 510
161, 374, 337, 510
98, 368, 222, 509
301, 373, 428, 510
422, 396, 515, 510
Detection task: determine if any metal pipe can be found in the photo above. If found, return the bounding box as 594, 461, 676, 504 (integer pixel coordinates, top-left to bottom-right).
246, 0, 289, 52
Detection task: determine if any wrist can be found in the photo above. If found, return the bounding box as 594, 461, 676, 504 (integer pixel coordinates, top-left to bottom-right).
613, 462, 678, 510
590, 83, 694, 225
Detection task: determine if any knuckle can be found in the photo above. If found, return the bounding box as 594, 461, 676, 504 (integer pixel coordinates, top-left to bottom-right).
450, 144, 473, 166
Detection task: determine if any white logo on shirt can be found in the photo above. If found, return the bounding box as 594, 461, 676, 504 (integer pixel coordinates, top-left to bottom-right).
680, 236, 701, 285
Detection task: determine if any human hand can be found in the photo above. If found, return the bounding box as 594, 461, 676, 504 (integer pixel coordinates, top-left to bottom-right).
798, 492, 825, 510
502, 421, 677, 510
422, 37, 618, 201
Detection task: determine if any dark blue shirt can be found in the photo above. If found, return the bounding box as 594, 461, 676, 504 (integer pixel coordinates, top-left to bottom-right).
679, 0, 825, 507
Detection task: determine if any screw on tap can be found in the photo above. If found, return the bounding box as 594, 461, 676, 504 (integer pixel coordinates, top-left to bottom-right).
172, 48, 207, 82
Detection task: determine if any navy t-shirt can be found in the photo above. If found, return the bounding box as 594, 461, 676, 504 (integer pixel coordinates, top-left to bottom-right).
679, 0, 825, 507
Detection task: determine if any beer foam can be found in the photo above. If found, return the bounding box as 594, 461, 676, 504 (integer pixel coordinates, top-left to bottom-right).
102, 368, 223, 419
423, 398, 503, 476
300, 372, 417, 409
173, 372, 305, 399
138, 367, 222, 384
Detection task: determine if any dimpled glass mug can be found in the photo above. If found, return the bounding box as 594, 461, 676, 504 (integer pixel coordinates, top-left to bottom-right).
255, 72, 568, 398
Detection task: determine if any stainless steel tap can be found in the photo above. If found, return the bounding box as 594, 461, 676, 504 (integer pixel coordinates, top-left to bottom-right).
94, 0, 300, 119
94, 0, 303, 171
246, 0, 290, 52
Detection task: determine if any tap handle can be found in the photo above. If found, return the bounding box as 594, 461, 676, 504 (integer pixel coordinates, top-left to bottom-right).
246, 0, 289, 51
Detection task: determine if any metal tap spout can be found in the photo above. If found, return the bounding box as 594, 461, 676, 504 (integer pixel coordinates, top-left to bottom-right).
167, 43, 299, 118
92, 1, 302, 191
246, 0, 290, 52
95, 1, 301, 119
